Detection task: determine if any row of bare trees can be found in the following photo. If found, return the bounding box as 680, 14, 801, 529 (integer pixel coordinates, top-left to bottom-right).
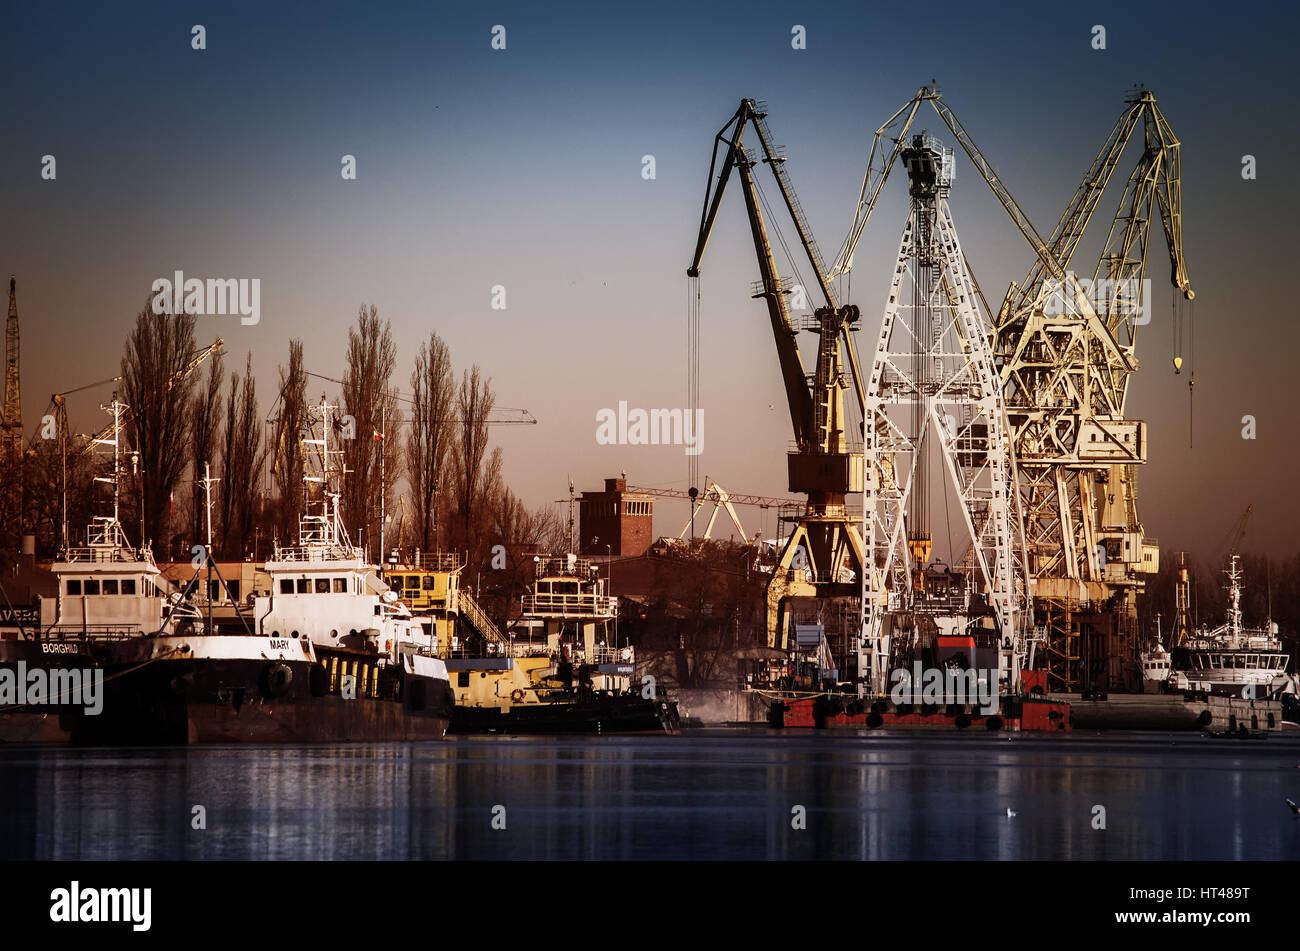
10, 293, 560, 575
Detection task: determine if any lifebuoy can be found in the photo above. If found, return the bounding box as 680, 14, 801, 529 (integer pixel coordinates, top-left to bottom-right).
511, 689, 526, 703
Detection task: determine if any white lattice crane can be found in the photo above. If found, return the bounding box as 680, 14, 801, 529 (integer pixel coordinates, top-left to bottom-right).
859, 132, 1026, 693
837, 86, 1193, 691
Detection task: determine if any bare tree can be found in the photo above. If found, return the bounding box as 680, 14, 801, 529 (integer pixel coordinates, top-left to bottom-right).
471, 484, 565, 625
271, 339, 306, 543
408, 331, 454, 552
120, 298, 198, 549
189, 352, 225, 546
341, 304, 400, 559
450, 365, 495, 558
218, 354, 267, 559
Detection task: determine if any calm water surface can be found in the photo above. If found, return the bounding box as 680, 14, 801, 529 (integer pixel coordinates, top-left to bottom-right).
3, 729, 1299, 860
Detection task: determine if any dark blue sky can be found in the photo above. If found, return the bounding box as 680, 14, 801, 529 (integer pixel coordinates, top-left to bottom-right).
1, 0, 1296, 555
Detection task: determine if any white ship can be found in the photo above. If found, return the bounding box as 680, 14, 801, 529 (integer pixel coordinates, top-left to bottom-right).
1170, 555, 1290, 697
1139, 617, 1173, 693
4, 396, 202, 744
82, 396, 452, 744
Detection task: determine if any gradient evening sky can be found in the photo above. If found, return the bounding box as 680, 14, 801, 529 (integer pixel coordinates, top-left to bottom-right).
1, 0, 1296, 556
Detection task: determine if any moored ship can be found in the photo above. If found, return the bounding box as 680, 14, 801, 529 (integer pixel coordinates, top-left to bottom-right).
2, 396, 181, 744
78, 396, 452, 744
442, 553, 679, 734
1170, 555, 1291, 698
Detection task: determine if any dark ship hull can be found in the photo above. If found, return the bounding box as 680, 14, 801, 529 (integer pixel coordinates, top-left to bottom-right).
0, 638, 101, 745
450, 691, 680, 735
72, 641, 454, 745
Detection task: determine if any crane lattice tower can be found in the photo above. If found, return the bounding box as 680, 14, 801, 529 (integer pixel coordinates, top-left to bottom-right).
861, 134, 1026, 694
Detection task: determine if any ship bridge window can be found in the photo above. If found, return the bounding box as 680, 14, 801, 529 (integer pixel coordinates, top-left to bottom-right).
66, 580, 81, 596
333, 578, 347, 593
297, 579, 310, 594
103, 580, 119, 595
83, 580, 100, 595
122, 579, 136, 595
280, 579, 294, 595
423, 576, 436, 591
405, 576, 420, 590
315, 578, 330, 594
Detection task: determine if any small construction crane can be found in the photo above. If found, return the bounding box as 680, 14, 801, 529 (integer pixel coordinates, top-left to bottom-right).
1218, 504, 1253, 560
77, 338, 225, 456
2, 278, 20, 459
28, 375, 122, 551
676, 483, 750, 543
303, 371, 537, 426
627, 481, 804, 545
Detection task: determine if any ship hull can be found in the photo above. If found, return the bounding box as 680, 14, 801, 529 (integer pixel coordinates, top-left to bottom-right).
769, 695, 1070, 732
72, 653, 453, 745
450, 694, 680, 735
0, 639, 100, 745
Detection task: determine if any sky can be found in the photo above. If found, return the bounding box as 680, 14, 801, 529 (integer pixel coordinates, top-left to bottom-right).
1, 0, 1297, 557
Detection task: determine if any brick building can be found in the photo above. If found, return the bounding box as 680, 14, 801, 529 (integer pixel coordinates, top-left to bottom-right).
579, 477, 653, 557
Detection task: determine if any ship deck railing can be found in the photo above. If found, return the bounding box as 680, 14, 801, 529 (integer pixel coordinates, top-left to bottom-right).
533, 555, 603, 579
522, 593, 616, 617
270, 543, 364, 563
398, 553, 464, 571
42, 625, 152, 641
58, 546, 155, 565
447, 646, 553, 660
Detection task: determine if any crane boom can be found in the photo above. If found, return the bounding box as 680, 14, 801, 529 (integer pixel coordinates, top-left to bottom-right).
77, 338, 224, 455
627, 483, 801, 509
689, 98, 865, 649
688, 100, 814, 442
303, 371, 537, 425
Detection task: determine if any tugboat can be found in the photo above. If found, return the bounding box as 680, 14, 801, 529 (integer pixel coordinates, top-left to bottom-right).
80, 397, 453, 744
1139, 616, 1173, 694
445, 553, 679, 734
2, 396, 188, 744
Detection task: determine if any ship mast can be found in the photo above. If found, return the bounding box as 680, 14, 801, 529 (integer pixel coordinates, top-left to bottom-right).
87, 394, 139, 557
1224, 554, 1243, 643
293, 395, 359, 560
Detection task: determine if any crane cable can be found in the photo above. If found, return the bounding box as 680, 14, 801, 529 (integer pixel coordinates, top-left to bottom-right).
687, 274, 701, 517
1173, 294, 1195, 447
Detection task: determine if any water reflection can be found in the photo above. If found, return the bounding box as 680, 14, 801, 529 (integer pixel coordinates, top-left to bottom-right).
0, 731, 1294, 860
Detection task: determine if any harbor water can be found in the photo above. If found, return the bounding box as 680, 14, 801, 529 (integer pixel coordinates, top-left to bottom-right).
3, 729, 1298, 861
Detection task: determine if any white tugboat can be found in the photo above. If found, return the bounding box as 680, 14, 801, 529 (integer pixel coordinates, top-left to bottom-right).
2, 396, 199, 743
84, 396, 452, 744
1139, 616, 1173, 693
1170, 555, 1290, 698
